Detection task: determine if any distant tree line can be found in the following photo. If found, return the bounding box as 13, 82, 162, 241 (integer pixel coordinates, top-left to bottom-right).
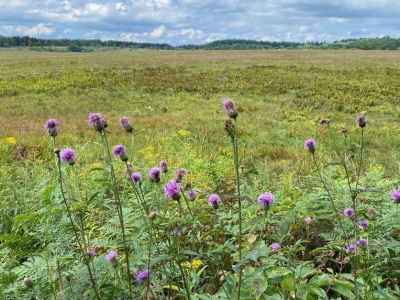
0, 35, 400, 50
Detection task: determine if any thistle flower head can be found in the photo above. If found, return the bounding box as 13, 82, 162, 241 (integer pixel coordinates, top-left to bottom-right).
390, 188, 400, 203
356, 113, 367, 128
257, 192, 275, 208
208, 193, 221, 209
112, 144, 128, 161
345, 243, 357, 254
135, 269, 150, 284
105, 250, 118, 266
164, 180, 181, 201
45, 118, 59, 137
160, 160, 168, 173
223, 98, 238, 119
356, 239, 368, 248
175, 168, 187, 183
358, 219, 369, 230
149, 167, 161, 183
23, 277, 33, 288
187, 189, 198, 201
60, 148, 76, 165
368, 207, 377, 218
343, 208, 355, 218
120, 116, 133, 133
131, 172, 142, 184
88, 112, 107, 132
271, 243, 281, 252
304, 138, 316, 153
224, 119, 235, 137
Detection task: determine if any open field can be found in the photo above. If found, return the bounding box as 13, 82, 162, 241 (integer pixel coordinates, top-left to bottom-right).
1, 49, 400, 299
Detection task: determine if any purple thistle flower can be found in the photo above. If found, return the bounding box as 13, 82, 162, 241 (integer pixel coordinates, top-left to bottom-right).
159, 160, 168, 173
390, 188, 400, 204
120, 116, 133, 133
356, 114, 367, 128
257, 192, 275, 208
88, 112, 107, 132
208, 193, 221, 209
187, 189, 198, 201
60, 148, 76, 165
356, 239, 368, 248
345, 243, 357, 254
358, 219, 369, 230
271, 243, 281, 252
164, 180, 181, 201
135, 269, 150, 284
131, 172, 142, 184
304, 138, 316, 154
112, 144, 128, 161
175, 168, 187, 183
105, 250, 118, 266
223, 98, 238, 119
149, 167, 161, 183
45, 118, 59, 137
343, 208, 355, 218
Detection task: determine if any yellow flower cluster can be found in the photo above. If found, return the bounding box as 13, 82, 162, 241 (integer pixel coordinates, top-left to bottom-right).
182, 258, 203, 270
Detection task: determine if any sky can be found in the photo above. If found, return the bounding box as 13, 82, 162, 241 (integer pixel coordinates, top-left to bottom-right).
0, 0, 399, 45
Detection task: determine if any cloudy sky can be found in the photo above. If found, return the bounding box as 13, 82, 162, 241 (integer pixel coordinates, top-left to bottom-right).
0, 0, 399, 45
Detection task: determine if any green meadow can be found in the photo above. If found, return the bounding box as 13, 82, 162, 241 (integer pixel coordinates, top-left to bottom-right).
1, 49, 399, 299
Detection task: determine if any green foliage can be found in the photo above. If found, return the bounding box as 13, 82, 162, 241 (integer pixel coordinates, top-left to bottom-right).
1, 50, 400, 299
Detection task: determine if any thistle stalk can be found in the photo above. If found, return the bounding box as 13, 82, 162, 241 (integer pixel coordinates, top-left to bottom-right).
100, 131, 133, 298
54, 150, 101, 300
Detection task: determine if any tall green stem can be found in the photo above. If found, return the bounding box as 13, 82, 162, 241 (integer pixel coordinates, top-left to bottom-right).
231, 125, 243, 300
100, 131, 133, 299
54, 152, 101, 300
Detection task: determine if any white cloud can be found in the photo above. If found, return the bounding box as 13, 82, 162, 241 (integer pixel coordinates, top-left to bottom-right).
150, 25, 167, 38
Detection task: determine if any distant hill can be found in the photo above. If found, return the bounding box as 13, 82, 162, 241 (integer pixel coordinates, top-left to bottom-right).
0, 35, 399, 51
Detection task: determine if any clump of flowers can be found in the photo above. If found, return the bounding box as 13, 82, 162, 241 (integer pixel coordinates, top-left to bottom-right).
60, 148, 76, 165
164, 180, 181, 201
148, 167, 161, 183
390, 188, 400, 204
105, 250, 118, 266
160, 160, 168, 173
304, 138, 316, 154
257, 192, 275, 208
343, 208, 355, 218
120, 116, 133, 133
135, 269, 149, 284
88, 113, 107, 132
45, 118, 59, 137
208, 193, 221, 209
131, 172, 142, 184
223, 98, 238, 119
271, 243, 281, 252
113, 144, 128, 162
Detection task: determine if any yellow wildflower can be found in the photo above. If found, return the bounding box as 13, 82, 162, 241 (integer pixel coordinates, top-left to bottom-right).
177, 129, 191, 137
191, 258, 203, 270
4, 137, 17, 145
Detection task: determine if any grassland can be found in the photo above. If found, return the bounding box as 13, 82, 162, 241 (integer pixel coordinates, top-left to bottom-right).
1, 49, 400, 299
2, 49, 400, 175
